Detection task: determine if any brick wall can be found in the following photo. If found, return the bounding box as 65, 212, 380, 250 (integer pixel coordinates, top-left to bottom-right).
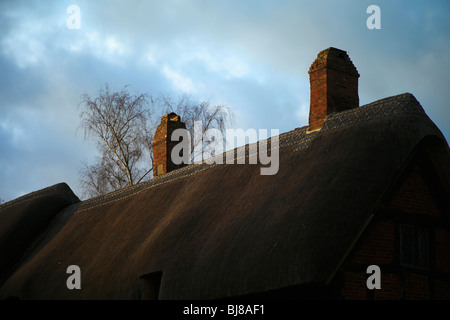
374, 273, 400, 299
435, 280, 450, 300
435, 227, 450, 273
403, 273, 429, 300
152, 118, 169, 176
341, 272, 367, 300
352, 219, 395, 264
340, 162, 450, 299
389, 166, 440, 218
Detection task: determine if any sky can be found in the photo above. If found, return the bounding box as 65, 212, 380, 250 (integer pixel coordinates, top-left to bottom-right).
0, 0, 449, 202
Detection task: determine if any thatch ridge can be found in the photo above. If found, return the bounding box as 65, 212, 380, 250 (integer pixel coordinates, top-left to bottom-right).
76, 92, 430, 214
0, 182, 79, 212
77, 127, 305, 213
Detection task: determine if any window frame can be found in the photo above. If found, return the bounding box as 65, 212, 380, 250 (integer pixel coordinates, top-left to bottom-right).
399, 223, 430, 269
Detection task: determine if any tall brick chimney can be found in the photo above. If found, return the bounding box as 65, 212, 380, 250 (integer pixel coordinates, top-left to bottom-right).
152, 112, 187, 177
308, 47, 360, 131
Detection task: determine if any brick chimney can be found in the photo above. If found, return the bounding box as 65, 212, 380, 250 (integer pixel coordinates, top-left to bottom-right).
308, 47, 360, 131
152, 112, 187, 177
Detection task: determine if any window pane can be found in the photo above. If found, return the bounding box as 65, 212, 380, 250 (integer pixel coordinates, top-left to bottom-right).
415, 227, 429, 268
400, 224, 414, 266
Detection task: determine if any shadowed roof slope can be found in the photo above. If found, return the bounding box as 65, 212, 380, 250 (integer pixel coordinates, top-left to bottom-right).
0, 183, 79, 287
0, 93, 448, 299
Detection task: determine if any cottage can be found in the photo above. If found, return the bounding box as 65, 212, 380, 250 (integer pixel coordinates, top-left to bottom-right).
1, 47, 449, 300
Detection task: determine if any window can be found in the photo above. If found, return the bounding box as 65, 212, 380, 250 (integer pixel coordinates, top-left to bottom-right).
139, 271, 163, 300
399, 224, 429, 268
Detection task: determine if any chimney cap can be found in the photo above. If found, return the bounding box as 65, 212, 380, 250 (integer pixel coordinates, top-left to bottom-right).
309, 47, 359, 77
160, 112, 181, 122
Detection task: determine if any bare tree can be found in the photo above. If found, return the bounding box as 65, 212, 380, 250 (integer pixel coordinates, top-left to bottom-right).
78, 84, 233, 199
161, 93, 234, 161
78, 84, 155, 198
0, 198, 5, 205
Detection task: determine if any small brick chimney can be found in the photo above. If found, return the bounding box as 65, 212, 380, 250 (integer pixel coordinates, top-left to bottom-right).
152, 112, 187, 177
308, 47, 360, 131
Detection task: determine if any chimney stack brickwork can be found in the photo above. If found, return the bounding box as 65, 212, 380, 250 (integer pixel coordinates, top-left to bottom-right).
152, 113, 187, 177
308, 47, 360, 131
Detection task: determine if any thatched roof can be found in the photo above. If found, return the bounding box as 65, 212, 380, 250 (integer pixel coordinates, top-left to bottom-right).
0, 93, 448, 299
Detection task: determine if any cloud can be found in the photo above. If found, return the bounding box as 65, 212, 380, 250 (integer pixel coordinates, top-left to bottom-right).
0, 0, 449, 202
162, 66, 194, 93
1, 19, 49, 68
